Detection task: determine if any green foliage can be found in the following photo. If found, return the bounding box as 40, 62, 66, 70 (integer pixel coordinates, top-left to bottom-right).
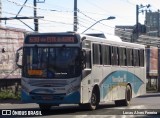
0, 89, 21, 100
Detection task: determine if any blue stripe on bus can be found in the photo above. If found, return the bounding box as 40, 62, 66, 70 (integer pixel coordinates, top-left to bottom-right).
100, 71, 144, 99
21, 90, 80, 104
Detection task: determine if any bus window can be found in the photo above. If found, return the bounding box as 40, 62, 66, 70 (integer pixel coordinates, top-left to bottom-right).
133, 49, 140, 66
102, 45, 111, 65
93, 44, 100, 65
119, 48, 127, 66
23, 47, 81, 78
118, 47, 122, 66
112, 46, 118, 65
136, 49, 140, 66
140, 49, 144, 67
86, 50, 91, 68
126, 48, 133, 66
123, 48, 127, 66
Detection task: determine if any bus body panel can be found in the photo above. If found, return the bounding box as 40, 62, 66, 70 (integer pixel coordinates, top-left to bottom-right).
19, 32, 146, 107
80, 35, 146, 104
21, 77, 81, 104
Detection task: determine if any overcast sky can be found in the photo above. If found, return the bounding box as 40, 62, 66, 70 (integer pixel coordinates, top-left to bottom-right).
1, 0, 160, 35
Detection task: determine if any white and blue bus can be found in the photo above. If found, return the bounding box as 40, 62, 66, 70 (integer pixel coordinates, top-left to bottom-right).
16, 32, 146, 110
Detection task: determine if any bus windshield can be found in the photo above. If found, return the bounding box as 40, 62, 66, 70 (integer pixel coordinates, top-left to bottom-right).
23, 47, 81, 79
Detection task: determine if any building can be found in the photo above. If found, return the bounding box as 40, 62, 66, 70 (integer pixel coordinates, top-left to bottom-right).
0, 26, 27, 79
145, 11, 160, 37
115, 24, 147, 42
0, 0, 1, 23
115, 25, 134, 42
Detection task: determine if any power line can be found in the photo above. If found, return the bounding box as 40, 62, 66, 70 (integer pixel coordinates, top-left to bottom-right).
78, 10, 115, 29
5, 0, 74, 13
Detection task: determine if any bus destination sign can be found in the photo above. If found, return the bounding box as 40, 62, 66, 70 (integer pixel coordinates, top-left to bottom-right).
25, 35, 78, 44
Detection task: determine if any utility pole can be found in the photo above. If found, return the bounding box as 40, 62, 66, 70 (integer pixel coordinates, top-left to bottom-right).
34, 0, 38, 32
135, 4, 151, 42
158, 10, 160, 37
136, 5, 139, 42
73, 0, 78, 32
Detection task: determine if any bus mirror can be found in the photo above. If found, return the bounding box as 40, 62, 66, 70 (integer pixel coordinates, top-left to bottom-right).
16, 47, 23, 68
16, 53, 19, 63
81, 50, 86, 69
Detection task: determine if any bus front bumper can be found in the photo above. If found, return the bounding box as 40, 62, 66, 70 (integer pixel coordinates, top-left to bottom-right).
21, 90, 80, 104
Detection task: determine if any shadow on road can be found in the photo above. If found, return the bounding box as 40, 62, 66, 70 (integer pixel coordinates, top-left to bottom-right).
137, 92, 160, 98
0, 99, 22, 104
39, 104, 123, 116
10, 104, 120, 116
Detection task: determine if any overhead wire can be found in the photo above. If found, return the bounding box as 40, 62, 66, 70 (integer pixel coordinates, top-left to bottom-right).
5, 0, 74, 13
3, 0, 134, 35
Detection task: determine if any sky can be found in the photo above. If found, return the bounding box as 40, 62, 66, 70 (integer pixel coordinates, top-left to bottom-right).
1, 0, 160, 36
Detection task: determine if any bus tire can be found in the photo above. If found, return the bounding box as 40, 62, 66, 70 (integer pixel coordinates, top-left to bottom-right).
39, 104, 52, 110
115, 85, 132, 106
122, 85, 132, 106
87, 88, 99, 110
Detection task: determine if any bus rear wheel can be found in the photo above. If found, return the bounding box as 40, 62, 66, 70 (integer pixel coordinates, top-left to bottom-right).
124, 85, 132, 106
115, 85, 132, 106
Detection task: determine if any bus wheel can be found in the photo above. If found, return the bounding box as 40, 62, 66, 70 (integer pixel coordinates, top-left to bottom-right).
88, 89, 99, 110
115, 85, 132, 106
39, 104, 52, 110
123, 85, 132, 106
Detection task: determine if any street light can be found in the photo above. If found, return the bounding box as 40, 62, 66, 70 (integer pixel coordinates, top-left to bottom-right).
81, 16, 116, 34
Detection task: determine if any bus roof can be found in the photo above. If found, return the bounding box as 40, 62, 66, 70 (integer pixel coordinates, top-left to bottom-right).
24, 32, 145, 48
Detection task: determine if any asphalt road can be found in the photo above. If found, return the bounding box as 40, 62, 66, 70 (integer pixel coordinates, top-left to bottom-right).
0, 92, 160, 118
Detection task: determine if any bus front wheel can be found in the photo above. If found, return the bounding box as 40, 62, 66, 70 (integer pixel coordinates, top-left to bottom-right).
87, 88, 99, 110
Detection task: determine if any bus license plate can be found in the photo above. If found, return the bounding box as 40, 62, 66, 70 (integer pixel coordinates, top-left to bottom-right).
42, 95, 52, 100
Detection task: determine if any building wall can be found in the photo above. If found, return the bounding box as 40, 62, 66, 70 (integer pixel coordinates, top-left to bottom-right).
145, 12, 160, 37
0, 0, 1, 23
0, 26, 26, 79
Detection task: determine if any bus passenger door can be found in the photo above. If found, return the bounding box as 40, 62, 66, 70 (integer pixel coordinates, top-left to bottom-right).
81, 49, 92, 103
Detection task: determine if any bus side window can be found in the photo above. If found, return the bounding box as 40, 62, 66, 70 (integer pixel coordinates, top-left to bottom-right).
93, 44, 100, 65
140, 49, 144, 67
137, 50, 140, 66
133, 49, 135, 66
99, 44, 102, 65
101, 45, 107, 65
86, 50, 91, 68
117, 47, 119, 65
102, 45, 111, 65
119, 47, 122, 66
126, 48, 131, 66
120, 47, 126, 66
124, 48, 127, 66
112, 46, 118, 65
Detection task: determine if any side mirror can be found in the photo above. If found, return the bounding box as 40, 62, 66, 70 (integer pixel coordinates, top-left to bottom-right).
81, 49, 86, 69
16, 47, 23, 68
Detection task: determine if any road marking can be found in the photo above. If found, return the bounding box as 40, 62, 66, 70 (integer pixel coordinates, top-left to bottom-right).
114, 105, 146, 109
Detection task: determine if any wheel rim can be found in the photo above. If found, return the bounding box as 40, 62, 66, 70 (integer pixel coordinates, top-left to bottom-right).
126, 87, 131, 102
91, 93, 97, 106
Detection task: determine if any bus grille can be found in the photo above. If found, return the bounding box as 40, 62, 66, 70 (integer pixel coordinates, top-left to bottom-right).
31, 93, 66, 101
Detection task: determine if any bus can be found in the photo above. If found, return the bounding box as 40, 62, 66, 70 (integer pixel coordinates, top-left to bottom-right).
16, 32, 146, 110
